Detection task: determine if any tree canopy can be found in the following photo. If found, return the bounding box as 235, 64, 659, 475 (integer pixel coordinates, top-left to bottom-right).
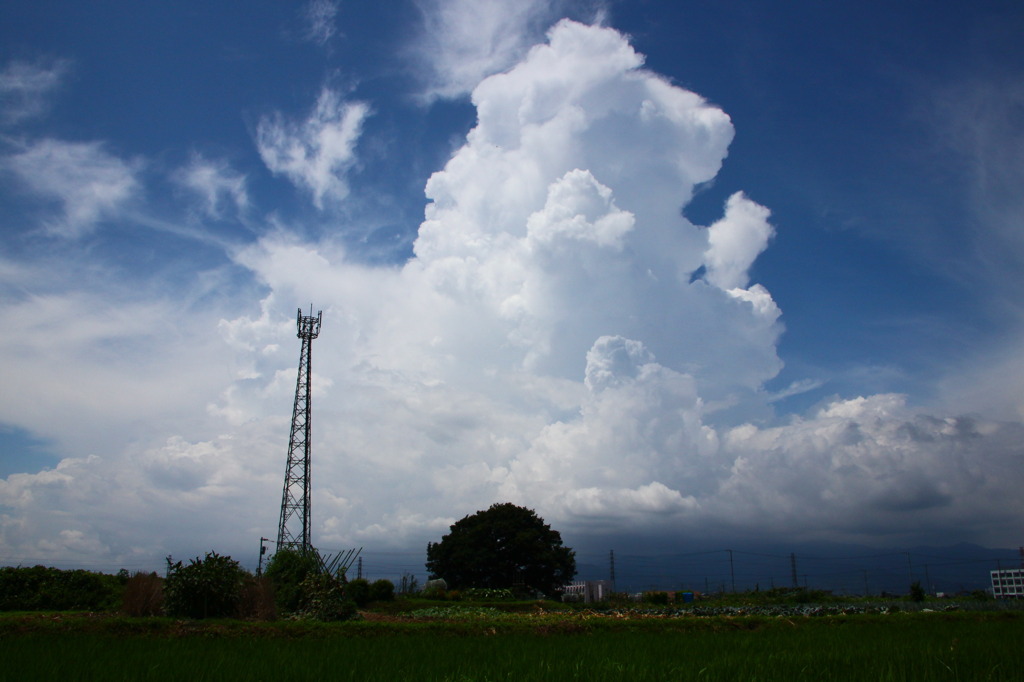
425, 503, 576, 596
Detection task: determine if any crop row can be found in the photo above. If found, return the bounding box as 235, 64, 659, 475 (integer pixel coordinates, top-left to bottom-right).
405, 600, 1020, 621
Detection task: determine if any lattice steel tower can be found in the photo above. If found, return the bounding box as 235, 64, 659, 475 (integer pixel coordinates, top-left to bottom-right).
277, 306, 322, 553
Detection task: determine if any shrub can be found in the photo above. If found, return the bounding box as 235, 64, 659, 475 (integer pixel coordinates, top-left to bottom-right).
644, 591, 670, 605
263, 549, 321, 614
121, 572, 164, 616
347, 578, 371, 607
369, 579, 395, 602
163, 552, 250, 619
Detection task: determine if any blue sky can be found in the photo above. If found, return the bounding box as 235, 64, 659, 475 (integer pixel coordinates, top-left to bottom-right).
1, 0, 1023, 573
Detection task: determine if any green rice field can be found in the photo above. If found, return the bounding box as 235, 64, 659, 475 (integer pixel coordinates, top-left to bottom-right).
1, 610, 1021, 681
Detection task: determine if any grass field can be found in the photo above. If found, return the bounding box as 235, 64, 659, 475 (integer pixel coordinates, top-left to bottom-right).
1, 610, 1021, 681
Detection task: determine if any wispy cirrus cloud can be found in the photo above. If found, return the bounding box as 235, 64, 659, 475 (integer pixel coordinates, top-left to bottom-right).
174, 153, 249, 220
0, 57, 71, 125
301, 0, 340, 47
2, 138, 141, 238
256, 88, 369, 209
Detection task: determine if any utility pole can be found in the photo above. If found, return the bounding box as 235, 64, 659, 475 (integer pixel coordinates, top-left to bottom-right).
257, 537, 270, 576
609, 550, 616, 592
277, 306, 322, 554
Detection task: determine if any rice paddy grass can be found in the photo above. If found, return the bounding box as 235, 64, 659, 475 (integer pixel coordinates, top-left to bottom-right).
2, 609, 1021, 681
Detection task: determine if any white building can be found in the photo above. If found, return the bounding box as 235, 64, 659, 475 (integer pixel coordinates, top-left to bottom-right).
990, 568, 1024, 598
563, 580, 613, 603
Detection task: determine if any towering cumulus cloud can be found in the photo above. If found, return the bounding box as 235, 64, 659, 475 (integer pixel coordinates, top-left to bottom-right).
410, 20, 779, 391
380, 20, 777, 528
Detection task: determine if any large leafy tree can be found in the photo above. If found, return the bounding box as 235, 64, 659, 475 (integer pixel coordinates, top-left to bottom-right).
426, 503, 576, 596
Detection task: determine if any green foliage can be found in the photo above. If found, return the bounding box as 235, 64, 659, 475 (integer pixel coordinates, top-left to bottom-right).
425, 502, 576, 597
163, 552, 250, 619
644, 591, 670, 605
0, 565, 122, 611
263, 548, 321, 613
347, 578, 371, 607
704, 587, 841, 607
369, 579, 395, 603
462, 587, 515, 601
263, 547, 361, 620
407, 605, 507, 619
296, 573, 358, 621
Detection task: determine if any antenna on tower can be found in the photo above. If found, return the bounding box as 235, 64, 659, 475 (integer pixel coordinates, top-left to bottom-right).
276, 306, 322, 554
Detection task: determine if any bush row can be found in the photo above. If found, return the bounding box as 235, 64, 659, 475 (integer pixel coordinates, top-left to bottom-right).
0, 565, 124, 611
1, 550, 396, 622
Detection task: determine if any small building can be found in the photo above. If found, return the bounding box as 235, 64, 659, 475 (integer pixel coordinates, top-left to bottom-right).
990, 568, 1024, 598
563, 580, 613, 603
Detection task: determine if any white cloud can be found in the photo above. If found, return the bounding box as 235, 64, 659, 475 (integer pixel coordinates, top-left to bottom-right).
702, 191, 773, 291
0, 287, 235, 456
499, 336, 717, 521
714, 394, 1024, 546
0, 424, 283, 566
766, 378, 826, 403
302, 0, 340, 46
413, 20, 769, 392
256, 88, 370, 209
412, 0, 568, 100
0, 57, 70, 125
174, 154, 248, 219
2, 138, 141, 238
